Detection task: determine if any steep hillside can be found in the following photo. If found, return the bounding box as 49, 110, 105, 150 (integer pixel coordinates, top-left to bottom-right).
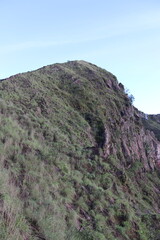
142, 114, 160, 141
0, 60, 160, 240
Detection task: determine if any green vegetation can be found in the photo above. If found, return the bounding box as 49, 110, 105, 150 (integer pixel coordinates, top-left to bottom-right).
142, 115, 160, 141
0, 60, 160, 239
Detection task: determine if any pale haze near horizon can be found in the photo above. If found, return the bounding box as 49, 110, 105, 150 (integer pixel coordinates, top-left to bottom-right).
0, 0, 160, 114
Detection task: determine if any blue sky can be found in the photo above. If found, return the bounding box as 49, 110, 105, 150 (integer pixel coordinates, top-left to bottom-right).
0, 0, 160, 114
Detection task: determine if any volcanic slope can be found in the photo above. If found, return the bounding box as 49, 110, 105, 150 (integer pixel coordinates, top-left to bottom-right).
0, 60, 160, 240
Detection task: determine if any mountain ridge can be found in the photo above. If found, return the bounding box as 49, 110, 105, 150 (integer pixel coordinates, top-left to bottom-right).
0, 60, 160, 240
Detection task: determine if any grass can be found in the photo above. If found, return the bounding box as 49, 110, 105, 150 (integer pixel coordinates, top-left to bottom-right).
0, 60, 160, 239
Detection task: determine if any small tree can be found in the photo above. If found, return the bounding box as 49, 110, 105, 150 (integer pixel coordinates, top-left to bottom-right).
125, 88, 135, 104
128, 94, 135, 104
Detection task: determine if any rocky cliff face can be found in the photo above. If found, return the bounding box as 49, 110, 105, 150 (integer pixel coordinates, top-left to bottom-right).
103, 102, 160, 172
0, 60, 160, 240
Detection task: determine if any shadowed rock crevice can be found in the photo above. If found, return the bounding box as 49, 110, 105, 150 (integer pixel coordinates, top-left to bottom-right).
84, 113, 106, 148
